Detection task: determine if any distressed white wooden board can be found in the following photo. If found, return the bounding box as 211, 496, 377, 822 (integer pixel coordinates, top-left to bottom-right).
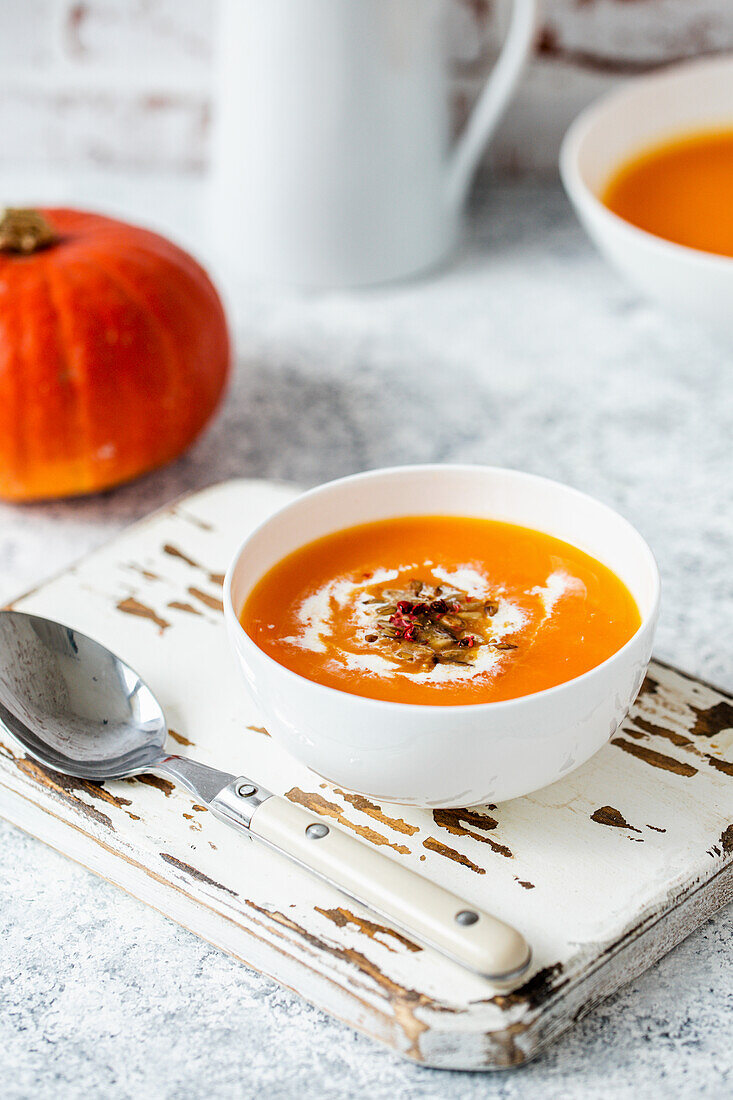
1, 478, 733, 1070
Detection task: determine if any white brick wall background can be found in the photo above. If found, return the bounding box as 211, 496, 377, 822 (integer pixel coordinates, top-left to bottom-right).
1, 0, 732, 174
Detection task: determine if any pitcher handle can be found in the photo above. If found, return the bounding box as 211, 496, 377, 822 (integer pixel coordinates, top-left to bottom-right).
447, 0, 539, 209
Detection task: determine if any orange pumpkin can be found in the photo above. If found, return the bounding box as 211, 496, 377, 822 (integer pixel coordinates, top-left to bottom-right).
0, 207, 230, 501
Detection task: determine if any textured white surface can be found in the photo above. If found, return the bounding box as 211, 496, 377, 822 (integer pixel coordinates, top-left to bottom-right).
1, 168, 733, 1095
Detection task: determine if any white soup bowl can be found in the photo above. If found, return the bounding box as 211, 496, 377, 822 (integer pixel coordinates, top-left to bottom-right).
224, 465, 659, 808
561, 54, 733, 336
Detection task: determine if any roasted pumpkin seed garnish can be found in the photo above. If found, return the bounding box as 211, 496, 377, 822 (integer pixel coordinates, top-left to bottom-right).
360, 578, 519, 668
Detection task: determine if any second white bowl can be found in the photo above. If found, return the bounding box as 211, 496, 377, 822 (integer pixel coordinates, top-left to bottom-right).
225, 465, 659, 807
561, 54, 733, 336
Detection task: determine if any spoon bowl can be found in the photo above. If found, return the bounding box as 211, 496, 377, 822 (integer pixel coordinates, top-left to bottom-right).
0, 610, 167, 780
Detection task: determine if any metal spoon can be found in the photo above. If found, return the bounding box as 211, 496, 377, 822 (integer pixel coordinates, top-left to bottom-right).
0, 610, 530, 982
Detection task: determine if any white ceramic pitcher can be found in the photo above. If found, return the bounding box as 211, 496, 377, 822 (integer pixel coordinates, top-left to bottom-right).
209, 0, 537, 288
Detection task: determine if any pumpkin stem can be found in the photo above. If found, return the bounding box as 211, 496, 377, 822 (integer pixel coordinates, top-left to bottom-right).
0, 208, 57, 254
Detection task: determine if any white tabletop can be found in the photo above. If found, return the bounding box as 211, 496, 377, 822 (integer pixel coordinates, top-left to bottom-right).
1, 168, 732, 1099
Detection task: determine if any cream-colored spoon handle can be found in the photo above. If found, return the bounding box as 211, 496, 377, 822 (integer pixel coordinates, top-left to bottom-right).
244, 794, 530, 982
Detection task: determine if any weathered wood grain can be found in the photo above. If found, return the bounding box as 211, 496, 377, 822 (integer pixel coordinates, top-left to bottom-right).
1, 479, 732, 1069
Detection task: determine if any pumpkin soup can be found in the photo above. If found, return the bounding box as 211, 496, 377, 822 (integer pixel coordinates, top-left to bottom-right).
602, 129, 733, 256
241, 516, 640, 705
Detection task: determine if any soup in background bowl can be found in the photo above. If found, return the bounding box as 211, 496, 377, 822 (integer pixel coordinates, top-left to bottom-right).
225, 465, 659, 807
602, 128, 733, 257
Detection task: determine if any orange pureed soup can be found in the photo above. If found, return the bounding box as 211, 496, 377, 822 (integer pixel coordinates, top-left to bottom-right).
603, 129, 733, 256
241, 516, 641, 706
